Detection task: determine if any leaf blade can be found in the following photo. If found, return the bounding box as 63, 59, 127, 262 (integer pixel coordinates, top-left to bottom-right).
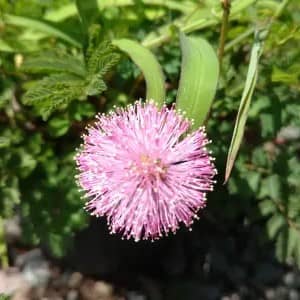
113, 38, 165, 105
176, 32, 219, 129
4, 14, 81, 47
21, 51, 86, 77
224, 30, 265, 183
22, 74, 86, 120
75, 0, 98, 33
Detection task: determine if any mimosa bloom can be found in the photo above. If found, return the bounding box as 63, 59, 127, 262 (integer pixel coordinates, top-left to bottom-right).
75, 101, 216, 241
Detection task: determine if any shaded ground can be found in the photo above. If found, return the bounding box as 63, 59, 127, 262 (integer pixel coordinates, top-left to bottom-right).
1, 218, 300, 300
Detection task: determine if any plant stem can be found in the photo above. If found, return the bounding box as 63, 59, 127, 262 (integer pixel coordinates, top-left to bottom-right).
224, 27, 254, 52
218, 0, 231, 68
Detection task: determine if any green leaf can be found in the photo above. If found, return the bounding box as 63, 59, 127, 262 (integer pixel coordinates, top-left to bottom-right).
259, 199, 276, 216
86, 24, 102, 60
276, 228, 288, 262
87, 40, 120, 76
225, 29, 265, 183
266, 214, 284, 239
47, 233, 67, 257
4, 14, 81, 47
248, 171, 261, 193
45, 0, 194, 22
69, 102, 96, 121
21, 51, 86, 77
287, 227, 300, 259
22, 75, 86, 120
266, 174, 281, 200
176, 32, 219, 129
0, 39, 14, 52
75, 0, 98, 36
48, 117, 71, 137
86, 74, 107, 96
45, 3, 77, 22
272, 65, 300, 85
113, 38, 165, 105
295, 236, 300, 267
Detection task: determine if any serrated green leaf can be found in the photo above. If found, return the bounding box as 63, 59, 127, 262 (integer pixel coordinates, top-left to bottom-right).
113, 38, 165, 105
87, 40, 120, 76
176, 32, 219, 129
23, 75, 86, 120
4, 14, 81, 47
86, 74, 107, 96
21, 51, 86, 77
225, 29, 265, 183
86, 24, 102, 60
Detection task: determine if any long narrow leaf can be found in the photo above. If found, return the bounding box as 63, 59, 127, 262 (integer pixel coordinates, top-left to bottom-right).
224, 30, 265, 183
113, 39, 165, 105
21, 51, 86, 77
176, 32, 219, 129
4, 14, 81, 47
75, 0, 98, 38
75, 0, 98, 29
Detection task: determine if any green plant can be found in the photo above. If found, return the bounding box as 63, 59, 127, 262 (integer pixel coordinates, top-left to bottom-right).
0, 0, 300, 267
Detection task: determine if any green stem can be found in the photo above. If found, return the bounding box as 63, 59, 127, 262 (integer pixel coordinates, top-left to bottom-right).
274, 0, 290, 18
218, 0, 231, 67
0, 217, 8, 268
224, 27, 254, 52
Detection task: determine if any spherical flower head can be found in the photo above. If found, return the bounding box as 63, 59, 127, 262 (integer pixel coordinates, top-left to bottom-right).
75, 100, 216, 241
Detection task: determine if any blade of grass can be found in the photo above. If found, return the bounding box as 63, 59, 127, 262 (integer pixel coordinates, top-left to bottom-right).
224, 29, 266, 183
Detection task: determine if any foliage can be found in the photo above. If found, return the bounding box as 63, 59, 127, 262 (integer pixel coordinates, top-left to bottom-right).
21, 36, 120, 119
176, 33, 219, 129
0, 0, 300, 269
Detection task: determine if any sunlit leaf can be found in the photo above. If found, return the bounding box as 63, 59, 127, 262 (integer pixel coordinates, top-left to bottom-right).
176, 32, 219, 129
225, 29, 265, 183
113, 38, 165, 105
4, 14, 81, 47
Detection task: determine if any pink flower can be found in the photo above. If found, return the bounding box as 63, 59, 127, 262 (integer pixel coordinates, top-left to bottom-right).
75, 101, 216, 241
